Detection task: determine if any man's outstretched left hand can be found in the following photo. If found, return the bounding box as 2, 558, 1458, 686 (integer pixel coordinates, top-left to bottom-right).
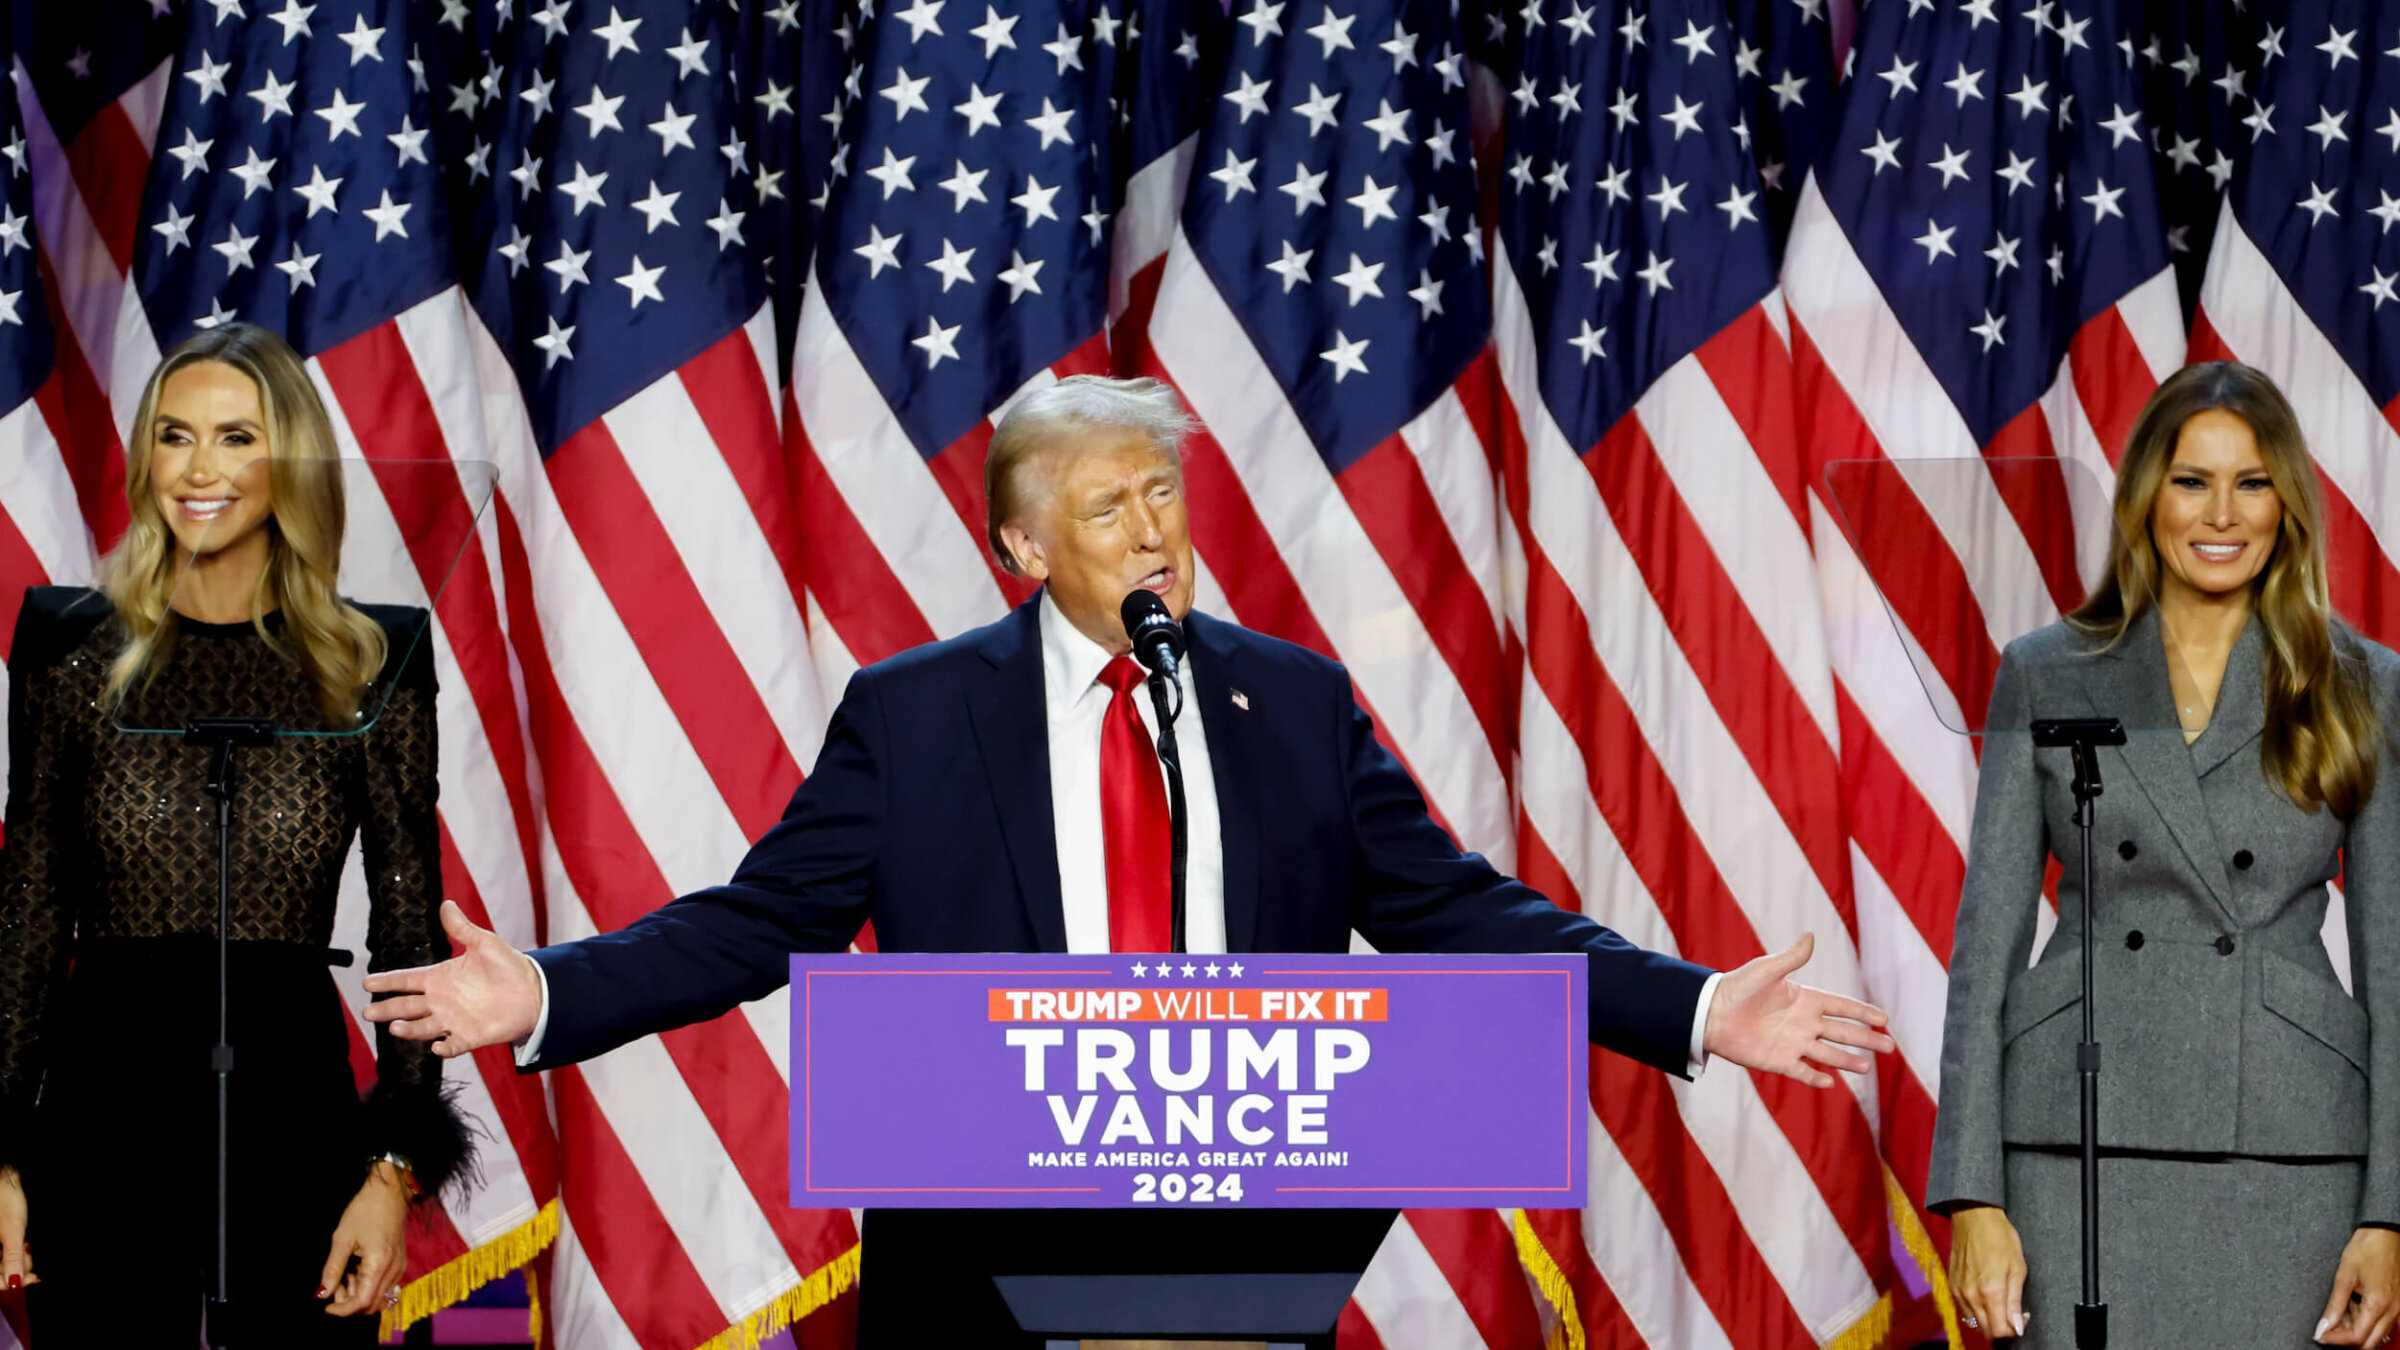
1702, 933, 1895, 1087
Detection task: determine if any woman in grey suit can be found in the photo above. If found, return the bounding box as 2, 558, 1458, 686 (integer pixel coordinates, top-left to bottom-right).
1933, 362, 2400, 1348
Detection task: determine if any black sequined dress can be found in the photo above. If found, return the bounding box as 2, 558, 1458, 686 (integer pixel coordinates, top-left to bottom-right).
0, 587, 468, 1345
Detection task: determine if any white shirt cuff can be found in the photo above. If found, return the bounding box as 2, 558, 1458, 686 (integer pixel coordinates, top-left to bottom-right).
1687, 970, 1723, 1077
512, 953, 552, 1067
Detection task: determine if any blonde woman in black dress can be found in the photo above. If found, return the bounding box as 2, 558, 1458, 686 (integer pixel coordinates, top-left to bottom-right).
0, 323, 468, 1344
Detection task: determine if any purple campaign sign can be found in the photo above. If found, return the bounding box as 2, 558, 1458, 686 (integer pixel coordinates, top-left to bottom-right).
790, 952, 1587, 1208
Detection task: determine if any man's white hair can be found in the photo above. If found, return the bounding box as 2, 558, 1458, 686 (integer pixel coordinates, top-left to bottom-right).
984, 375, 1196, 575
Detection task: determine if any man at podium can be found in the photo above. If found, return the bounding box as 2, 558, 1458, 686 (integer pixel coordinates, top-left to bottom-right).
365, 376, 1890, 1344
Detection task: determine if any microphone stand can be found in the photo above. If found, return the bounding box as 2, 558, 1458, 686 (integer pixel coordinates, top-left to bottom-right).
2032, 716, 2125, 1350
1143, 669, 1189, 955
186, 715, 277, 1350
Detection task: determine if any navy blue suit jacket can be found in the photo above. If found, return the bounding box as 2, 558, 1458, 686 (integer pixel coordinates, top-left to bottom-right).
525, 600, 1713, 1075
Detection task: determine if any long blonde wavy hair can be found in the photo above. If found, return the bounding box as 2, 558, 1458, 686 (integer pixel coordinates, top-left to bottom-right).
102, 323, 386, 728
2068, 361, 2380, 816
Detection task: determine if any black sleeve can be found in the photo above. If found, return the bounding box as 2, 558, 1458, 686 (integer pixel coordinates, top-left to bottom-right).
0, 589, 101, 1174
355, 608, 474, 1199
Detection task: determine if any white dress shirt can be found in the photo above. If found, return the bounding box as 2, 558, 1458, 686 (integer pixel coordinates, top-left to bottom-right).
522, 595, 1717, 1069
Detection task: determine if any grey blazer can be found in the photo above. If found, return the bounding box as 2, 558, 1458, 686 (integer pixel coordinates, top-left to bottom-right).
1926, 609, 2400, 1227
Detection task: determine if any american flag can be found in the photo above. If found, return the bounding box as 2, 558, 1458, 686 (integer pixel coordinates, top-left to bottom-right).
14, 0, 2400, 1348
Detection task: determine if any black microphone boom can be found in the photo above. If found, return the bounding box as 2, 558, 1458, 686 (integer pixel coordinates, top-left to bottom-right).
1121, 589, 1186, 679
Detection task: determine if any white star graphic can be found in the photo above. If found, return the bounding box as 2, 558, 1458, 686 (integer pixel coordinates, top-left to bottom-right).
1986, 232, 2021, 275
853, 224, 903, 276
926, 236, 984, 289
497, 226, 533, 275
152, 204, 195, 252
1929, 143, 1972, 188
1364, 98, 1412, 149
1913, 218, 1956, 262
1671, 18, 1714, 60
2243, 102, 2276, 142
213, 222, 259, 274
317, 88, 367, 140
388, 116, 430, 167
1407, 267, 1444, 318
532, 315, 576, 369
1042, 21, 1084, 72
166, 128, 213, 180
1265, 239, 1314, 292
1567, 319, 1607, 363
1609, 86, 1641, 129
228, 146, 277, 199
1209, 149, 1258, 199
704, 200, 745, 251
2372, 189, 2400, 235
866, 147, 917, 199
969, 4, 1018, 54
1718, 185, 1758, 228
665, 26, 710, 75
267, 0, 314, 41
195, 297, 237, 329
2364, 268, 2400, 310
336, 12, 385, 64
1082, 202, 1110, 245
511, 150, 545, 200
895, 0, 944, 39
2308, 106, 2350, 150
1879, 55, 1918, 95
616, 255, 665, 307
1319, 330, 1370, 382
2006, 74, 2048, 119
2082, 178, 2126, 222
1331, 252, 1385, 305
362, 189, 411, 241
292, 164, 340, 214
1306, 6, 1356, 55
1280, 163, 1328, 215
2321, 25, 2359, 67
1944, 62, 1985, 105
626, 180, 680, 232
2297, 181, 2340, 225
1647, 175, 1688, 219
912, 315, 963, 368
1224, 71, 1273, 122
2100, 102, 2142, 148
593, 6, 643, 58
1636, 251, 1673, 294
1970, 308, 2007, 351
1417, 201, 1452, 245
1130, 962, 1149, 978
1582, 241, 1620, 286
955, 83, 1005, 135
1025, 98, 1075, 149
1597, 163, 1631, 203
1861, 129, 1903, 174
882, 67, 931, 120
1996, 150, 2037, 195
1349, 175, 1399, 226
559, 163, 609, 215
1425, 120, 1457, 168
184, 52, 232, 102
0, 288, 19, 328
274, 242, 320, 289
1769, 70, 1807, 109
0, 205, 23, 258
996, 249, 1043, 301
1013, 175, 1061, 224
518, 70, 557, 120
1293, 83, 1342, 134
1381, 18, 1419, 69
649, 103, 698, 155
1661, 93, 1704, 139
248, 70, 296, 120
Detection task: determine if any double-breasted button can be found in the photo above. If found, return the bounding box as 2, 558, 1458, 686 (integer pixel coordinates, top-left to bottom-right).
2118, 840, 2138, 861
2214, 934, 2237, 956
2125, 930, 2145, 950
2233, 849, 2255, 870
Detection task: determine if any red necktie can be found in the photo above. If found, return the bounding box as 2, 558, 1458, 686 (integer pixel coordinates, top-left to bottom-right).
1098, 656, 1172, 952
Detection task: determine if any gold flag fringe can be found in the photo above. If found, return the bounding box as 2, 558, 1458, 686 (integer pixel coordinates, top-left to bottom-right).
1820, 1292, 1893, 1350
690, 1242, 864, 1350
1886, 1165, 1966, 1350
378, 1198, 562, 1341
1511, 1209, 1587, 1350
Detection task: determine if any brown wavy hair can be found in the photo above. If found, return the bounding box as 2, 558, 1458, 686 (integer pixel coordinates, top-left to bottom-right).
2068, 361, 2379, 815
101, 323, 387, 728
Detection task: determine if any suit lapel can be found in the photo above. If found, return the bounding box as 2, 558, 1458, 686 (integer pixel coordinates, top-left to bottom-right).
1186, 613, 1262, 953
966, 601, 1069, 952
2081, 609, 2231, 909
2188, 618, 2266, 778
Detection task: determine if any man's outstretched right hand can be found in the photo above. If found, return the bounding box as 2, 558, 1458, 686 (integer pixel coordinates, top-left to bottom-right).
363, 900, 544, 1059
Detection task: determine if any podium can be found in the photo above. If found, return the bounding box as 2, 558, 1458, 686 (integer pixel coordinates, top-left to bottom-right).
791, 952, 1589, 1344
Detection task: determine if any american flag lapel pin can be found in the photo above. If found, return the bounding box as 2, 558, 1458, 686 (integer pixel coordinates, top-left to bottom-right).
1230, 689, 1250, 711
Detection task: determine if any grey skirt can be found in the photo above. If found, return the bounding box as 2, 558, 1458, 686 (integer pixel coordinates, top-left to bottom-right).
2004, 1146, 2361, 1349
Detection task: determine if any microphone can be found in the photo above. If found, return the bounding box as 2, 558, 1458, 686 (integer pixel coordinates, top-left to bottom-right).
1121, 589, 1185, 680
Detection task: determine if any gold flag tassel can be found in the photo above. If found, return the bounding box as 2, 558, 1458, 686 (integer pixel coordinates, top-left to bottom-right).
691, 1242, 864, 1350
377, 1198, 562, 1341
